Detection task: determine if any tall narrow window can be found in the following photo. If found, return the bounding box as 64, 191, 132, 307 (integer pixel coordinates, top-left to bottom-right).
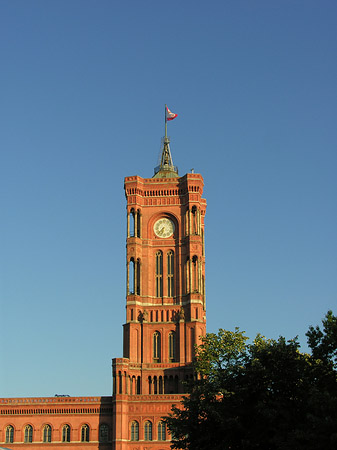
24, 425, 33, 443
129, 258, 135, 294
185, 209, 189, 235
130, 208, 135, 237
167, 250, 174, 297
144, 421, 152, 441
131, 421, 139, 441
136, 209, 141, 238
155, 251, 163, 297
192, 255, 198, 292
43, 424, 51, 443
186, 258, 190, 294
62, 425, 70, 442
153, 331, 161, 362
158, 421, 166, 441
99, 424, 109, 442
136, 258, 141, 295
5, 425, 14, 443
169, 331, 176, 362
192, 205, 197, 234
81, 424, 90, 442
191, 328, 196, 358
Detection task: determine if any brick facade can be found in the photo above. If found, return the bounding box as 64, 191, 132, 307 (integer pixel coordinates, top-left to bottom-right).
1, 142, 207, 450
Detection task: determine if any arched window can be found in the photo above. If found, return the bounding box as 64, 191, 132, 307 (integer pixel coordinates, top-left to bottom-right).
169, 331, 176, 362
191, 328, 196, 358
155, 251, 163, 297
99, 424, 109, 442
129, 258, 141, 296
43, 424, 51, 443
129, 208, 135, 237
186, 257, 190, 294
81, 424, 90, 442
131, 421, 139, 441
185, 209, 189, 235
62, 425, 70, 442
192, 205, 198, 234
118, 370, 123, 394
136, 209, 141, 238
167, 250, 174, 297
24, 425, 33, 443
153, 375, 158, 394
153, 331, 161, 362
192, 255, 198, 292
158, 421, 166, 441
144, 421, 152, 441
129, 258, 135, 294
5, 425, 14, 443
136, 258, 141, 295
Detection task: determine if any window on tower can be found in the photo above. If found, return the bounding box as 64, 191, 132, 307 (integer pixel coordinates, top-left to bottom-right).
185, 257, 190, 294
130, 208, 135, 237
192, 205, 198, 234
192, 255, 199, 292
155, 251, 163, 297
136, 209, 141, 237
167, 250, 174, 297
153, 331, 161, 362
136, 258, 141, 295
129, 258, 135, 294
169, 331, 176, 362
191, 328, 196, 358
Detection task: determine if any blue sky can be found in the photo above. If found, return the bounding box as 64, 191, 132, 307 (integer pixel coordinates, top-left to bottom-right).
1, 0, 336, 397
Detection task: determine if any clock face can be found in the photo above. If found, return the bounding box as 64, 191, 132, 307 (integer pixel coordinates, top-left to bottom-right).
154, 218, 175, 238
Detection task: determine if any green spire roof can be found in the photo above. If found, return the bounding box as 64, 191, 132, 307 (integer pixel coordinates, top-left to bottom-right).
153, 136, 179, 178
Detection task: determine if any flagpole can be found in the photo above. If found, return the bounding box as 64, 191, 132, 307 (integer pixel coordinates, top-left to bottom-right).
165, 104, 167, 139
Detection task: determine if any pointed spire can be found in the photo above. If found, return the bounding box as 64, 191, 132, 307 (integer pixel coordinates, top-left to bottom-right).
153, 105, 179, 178
153, 136, 179, 178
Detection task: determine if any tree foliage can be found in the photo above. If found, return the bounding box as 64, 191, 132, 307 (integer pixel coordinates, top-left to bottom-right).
306, 310, 337, 369
165, 312, 337, 450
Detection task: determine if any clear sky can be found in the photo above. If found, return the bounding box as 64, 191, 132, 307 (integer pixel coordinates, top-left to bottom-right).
1, 0, 336, 398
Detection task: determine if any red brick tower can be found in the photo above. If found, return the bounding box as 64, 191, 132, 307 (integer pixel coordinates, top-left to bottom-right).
112, 128, 207, 449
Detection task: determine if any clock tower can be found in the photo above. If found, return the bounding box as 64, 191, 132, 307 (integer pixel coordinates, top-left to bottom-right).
112, 128, 207, 449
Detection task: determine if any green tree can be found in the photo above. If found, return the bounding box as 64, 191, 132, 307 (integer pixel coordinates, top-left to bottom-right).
165, 314, 337, 450
306, 310, 337, 369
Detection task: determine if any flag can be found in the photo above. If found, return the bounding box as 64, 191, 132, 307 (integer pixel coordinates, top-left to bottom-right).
166, 106, 178, 121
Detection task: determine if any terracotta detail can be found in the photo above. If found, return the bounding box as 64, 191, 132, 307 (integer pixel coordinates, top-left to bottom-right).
0, 172, 207, 450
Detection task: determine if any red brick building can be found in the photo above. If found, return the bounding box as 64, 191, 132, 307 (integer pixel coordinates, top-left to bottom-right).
0, 134, 207, 450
